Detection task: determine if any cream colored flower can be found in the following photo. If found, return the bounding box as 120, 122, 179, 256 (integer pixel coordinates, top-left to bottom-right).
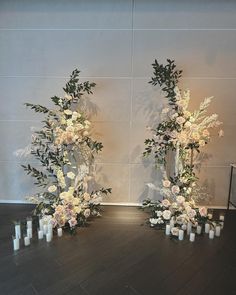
199, 140, 206, 147
84, 208, 91, 218
171, 185, 180, 194
184, 121, 192, 128
156, 210, 163, 217
83, 192, 91, 201
162, 210, 172, 220
162, 179, 171, 188
176, 195, 185, 204
65, 94, 72, 100
162, 199, 170, 207
48, 185, 57, 193
64, 109, 73, 116
66, 119, 73, 126
187, 208, 196, 219
191, 132, 200, 141
83, 131, 89, 136
171, 227, 179, 236
176, 116, 186, 125
67, 172, 75, 180
150, 218, 158, 225
199, 206, 208, 217
202, 129, 210, 137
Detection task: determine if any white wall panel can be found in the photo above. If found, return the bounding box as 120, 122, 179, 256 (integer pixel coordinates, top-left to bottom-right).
0, 0, 132, 29
134, 0, 236, 29
0, 30, 132, 77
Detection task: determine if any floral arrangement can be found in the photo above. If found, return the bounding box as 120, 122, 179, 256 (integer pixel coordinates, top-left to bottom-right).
142, 59, 223, 238
22, 69, 111, 232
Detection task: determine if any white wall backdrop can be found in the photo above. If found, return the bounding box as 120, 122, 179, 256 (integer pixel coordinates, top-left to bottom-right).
0, 0, 236, 206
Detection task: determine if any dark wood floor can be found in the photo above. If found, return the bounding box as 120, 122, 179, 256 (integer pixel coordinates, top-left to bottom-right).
0, 205, 236, 295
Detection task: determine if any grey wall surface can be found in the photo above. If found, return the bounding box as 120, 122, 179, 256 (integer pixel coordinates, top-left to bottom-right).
0, 0, 235, 206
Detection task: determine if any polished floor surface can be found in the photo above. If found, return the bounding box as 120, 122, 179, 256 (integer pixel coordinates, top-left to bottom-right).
0, 204, 236, 295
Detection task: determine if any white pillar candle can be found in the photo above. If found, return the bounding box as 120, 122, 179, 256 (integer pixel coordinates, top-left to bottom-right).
39, 219, 43, 231
13, 237, 20, 251
189, 232, 195, 242
181, 224, 187, 231
165, 224, 171, 235
46, 232, 52, 242
38, 229, 43, 240
187, 222, 192, 235
215, 226, 221, 237
43, 224, 48, 235
209, 229, 215, 239
27, 228, 32, 239
57, 228, 63, 237
220, 221, 224, 229
27, 219, 32, 229
15, 224, 21, 239
178, 229, 184, 241
48, 223, 53, 235
170, 218, 175, 229
219, 215, 225, 221
196, 225, 202, 235
205, 223, 210, 234
24, 236, 30, 246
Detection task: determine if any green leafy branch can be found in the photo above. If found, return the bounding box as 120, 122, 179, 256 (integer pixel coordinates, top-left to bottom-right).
21, 164, 48, 187
149, 59, 182, 105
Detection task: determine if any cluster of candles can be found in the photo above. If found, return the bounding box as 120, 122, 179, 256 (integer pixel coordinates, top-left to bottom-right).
165, 214, 225, 242
12, 216, 63, 251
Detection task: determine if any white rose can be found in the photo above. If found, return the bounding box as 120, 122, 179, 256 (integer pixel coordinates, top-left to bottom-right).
189, 116, 195, 123
66, 119, 73, 126
199, 206, 208, 217
162, 210, 172, 220
176, 116, 186, 125
162, 199, 170, 207
84, 208, 91, 218
184, 121, 192, 128
64, 109, 73, 116
187, 209, 196, 219
171, 185, 180, 194
48, 185, 57, 193
171, 113, 178, 120
176, 195, 185, 204
83, 192, 91, 201
171, 227, 179, 236
156, 211, 163, 217
162, 179, 171, 188
83, 131, 89, 136
157, 218, 164, 224
150, 218, 158, 225
67, 172, 75, 179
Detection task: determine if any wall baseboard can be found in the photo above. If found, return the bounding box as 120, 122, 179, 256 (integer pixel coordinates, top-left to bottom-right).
0, 199, 234, 209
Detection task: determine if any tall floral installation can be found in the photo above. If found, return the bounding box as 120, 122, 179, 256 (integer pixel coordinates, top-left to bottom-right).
19, 69, 111, 239
142, 59, 224, 241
